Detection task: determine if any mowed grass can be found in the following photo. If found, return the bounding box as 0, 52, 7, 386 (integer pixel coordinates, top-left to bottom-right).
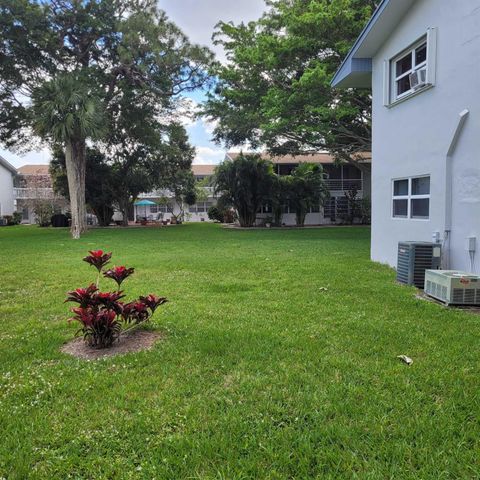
0, 223, 479, 479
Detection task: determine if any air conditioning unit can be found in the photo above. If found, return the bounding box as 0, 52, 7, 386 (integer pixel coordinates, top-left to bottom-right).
397, 241, 441, 288
409, 68, 427, 90
425, 270, 480, 305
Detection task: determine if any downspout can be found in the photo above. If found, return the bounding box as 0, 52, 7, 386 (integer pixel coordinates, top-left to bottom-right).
443, 109, 469, 269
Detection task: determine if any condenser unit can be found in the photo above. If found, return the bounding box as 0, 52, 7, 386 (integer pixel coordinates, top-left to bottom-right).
397, 241, 442, 288
425, 270, 480, 305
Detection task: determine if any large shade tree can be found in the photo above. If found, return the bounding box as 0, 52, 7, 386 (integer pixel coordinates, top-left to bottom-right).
109, 123, 196, 226
0, 0, 213, 238
201, 0, 377, 167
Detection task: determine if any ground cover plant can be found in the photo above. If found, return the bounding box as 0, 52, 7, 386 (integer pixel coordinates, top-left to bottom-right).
0, 224, 479, 479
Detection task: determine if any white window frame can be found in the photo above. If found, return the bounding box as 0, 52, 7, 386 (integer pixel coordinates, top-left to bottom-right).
158, 204, 170, 213
392, 175, 430, 220
383, 28, 437, 106
189, 202, 212, 214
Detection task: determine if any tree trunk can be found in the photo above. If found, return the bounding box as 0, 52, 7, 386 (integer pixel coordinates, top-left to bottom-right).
296, 209, 306, 227
65, 139, 87, 239
91, 204, 114, 227
119, 196, 130, 226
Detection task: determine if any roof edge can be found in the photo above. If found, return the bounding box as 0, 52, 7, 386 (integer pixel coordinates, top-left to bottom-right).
331, 0, 414, 88
0, 155, 17, 174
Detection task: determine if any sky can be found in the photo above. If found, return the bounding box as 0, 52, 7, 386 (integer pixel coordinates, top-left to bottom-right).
1, 0, 266, 169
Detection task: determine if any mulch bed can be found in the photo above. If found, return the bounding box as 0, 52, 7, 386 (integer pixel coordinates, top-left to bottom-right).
61, 329, 164, 360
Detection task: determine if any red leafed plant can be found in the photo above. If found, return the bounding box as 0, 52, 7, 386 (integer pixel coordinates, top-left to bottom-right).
66, 250, 167, 348
103, 266, 135, 287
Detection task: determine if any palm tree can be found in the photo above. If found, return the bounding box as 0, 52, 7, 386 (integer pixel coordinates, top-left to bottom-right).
214, 154, 273, 227
32, 74, 104, 238
285, 163, 329, 227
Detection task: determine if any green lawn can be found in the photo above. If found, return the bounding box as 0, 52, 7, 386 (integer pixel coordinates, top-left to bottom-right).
0, 224, 479, 479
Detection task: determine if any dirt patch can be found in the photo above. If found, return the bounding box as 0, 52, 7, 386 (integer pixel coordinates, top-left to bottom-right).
61, 329, 164, 360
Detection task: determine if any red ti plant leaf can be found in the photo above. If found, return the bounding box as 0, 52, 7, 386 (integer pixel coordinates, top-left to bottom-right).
139, 294, 168, 313
83, 250, 112, 272
96, 291, 125, 314
122, 300, 150, 324
70, 307, 96, 327
65, 284, 99, 308
95, 309, 118, 327
103, 266, 135, 287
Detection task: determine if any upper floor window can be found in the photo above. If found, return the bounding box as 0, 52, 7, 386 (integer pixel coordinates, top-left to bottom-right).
189, 202, 212, 213
385, 28, 437, 106
393, 39, 427, 99
392, 175, 430, 220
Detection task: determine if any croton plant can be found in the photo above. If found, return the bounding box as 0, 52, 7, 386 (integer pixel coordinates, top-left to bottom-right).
66, 250, 167, 348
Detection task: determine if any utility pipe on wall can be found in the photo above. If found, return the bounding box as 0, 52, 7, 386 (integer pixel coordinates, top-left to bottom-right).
443, 109, 469, 269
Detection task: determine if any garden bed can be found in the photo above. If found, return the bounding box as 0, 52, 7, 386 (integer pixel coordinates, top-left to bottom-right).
61, 329, 163, 360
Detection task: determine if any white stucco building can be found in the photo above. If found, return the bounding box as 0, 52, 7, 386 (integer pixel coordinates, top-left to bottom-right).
137, 154, 371, 225
0, 156, 16, 217
225, 152, 371, 226
332, 0, 480, 273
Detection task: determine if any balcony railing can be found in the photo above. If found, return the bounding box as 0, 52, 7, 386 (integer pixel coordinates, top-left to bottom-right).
14, 187, 56, 199
139, 186, 215, 199
325, 179, 363, 192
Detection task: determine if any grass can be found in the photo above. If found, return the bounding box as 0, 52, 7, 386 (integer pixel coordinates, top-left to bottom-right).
0, 223, 479, 479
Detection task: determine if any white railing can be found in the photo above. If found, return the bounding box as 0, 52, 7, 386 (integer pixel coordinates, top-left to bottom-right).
13, 187, 56, 199
325, 179, 363, 192
138, 186, 215, 199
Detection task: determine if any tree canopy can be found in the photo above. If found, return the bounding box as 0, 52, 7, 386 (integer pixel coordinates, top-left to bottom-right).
202, 0, 377, 165
0, 0, 214, 236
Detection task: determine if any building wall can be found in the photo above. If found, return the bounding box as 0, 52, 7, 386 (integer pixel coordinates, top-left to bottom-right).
0, 166, 14, 216
371, 0, 480, 272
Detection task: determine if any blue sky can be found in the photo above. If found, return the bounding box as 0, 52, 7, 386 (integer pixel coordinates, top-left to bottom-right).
1, 0, 266, 168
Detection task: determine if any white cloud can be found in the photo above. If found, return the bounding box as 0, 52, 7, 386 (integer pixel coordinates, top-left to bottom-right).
1, 147, 51, 169
202, 117, 218, 135
227, 145, 257, 154
160, 0, 266, 63
193, 146, 225, 165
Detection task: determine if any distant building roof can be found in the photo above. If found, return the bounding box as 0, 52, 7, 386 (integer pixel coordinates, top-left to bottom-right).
192, 164, 216, 176
0, 155, 17, 174
225, 152, 371, 165
17, 164, 50, 175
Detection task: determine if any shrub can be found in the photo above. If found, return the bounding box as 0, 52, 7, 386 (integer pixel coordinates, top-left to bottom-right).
66, 250, 167, 348
2, 212, 21, 226
12, 211, 22, 225
359, 196, 371, 225
33, 200, 54, 227
222, 208, 236, 224
207, 205, 223, 222
337, 188, 370, 225
208, 205, 236, 223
